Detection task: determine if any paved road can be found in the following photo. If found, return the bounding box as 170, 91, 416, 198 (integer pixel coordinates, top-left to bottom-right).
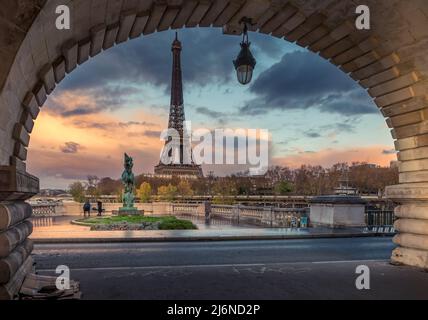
33, 237, 428, 299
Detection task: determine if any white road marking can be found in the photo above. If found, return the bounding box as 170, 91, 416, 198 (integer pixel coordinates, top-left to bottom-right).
312, 259, 385, 264
37, 259, 387, 272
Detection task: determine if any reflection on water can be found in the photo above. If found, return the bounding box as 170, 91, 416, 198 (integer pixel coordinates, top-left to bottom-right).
31, 216, 54, 227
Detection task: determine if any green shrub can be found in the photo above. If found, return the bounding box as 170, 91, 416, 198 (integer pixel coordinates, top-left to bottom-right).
76, 215, 197, 230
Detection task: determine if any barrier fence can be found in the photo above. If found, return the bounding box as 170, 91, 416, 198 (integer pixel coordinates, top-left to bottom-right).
365, 210, 396, 233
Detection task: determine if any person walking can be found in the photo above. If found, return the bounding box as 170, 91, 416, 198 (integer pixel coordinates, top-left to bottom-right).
97, 200, 103, 216
83, 199, 91, 218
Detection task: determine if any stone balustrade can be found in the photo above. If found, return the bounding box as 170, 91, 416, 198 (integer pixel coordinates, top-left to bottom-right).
30, 200, 395, 231
172, 202, 308, 228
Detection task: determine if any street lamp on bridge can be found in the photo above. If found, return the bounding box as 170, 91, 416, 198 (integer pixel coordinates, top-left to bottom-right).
233, 17, 257, 85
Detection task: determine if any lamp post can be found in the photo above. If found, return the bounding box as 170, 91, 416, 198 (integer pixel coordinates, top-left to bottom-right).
233, 17, 257, 85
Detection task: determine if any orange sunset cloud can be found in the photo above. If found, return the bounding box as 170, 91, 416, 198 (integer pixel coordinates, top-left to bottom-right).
26, 90, 170, 186
272, 145, 397, 168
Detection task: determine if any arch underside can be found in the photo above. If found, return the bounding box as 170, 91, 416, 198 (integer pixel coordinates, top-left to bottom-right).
0, 0, 428, 271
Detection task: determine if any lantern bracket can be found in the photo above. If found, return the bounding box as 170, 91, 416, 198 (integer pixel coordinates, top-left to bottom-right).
239, 17, 255, 43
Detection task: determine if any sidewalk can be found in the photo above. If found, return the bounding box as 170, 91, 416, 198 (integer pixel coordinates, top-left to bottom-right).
30, 216, 393, 243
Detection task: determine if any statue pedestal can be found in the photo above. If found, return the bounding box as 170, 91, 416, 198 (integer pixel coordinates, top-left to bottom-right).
113, 207, 144, 216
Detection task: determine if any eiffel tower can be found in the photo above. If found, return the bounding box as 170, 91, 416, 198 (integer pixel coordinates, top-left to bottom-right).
154, 33, 203, 178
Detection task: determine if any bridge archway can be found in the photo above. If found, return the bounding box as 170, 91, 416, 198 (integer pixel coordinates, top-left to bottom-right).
1, 1, 428, 293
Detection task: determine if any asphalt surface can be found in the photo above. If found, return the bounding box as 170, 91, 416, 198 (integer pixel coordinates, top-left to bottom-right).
33, 237, 428, 300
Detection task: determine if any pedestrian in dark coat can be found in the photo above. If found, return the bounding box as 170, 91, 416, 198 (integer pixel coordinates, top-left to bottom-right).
97, 201, 103, 216
83, 200, 91, 218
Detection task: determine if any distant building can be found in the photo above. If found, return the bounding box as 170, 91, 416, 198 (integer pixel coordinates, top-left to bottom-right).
334, 170, 358, 195
352, 163, 379, 169
334, 184, 358, 196
154, 33, 203, 179
38, 189, 68, 197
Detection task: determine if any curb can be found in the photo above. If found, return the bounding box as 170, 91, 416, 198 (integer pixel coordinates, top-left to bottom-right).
30, 232, 394, 244
70, 220, 92, 226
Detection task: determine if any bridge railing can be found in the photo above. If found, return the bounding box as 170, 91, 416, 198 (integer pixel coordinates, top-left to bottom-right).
28, 202, 396, 231
170, 203, 396, 230
365, 210, 395, 233
172, 203, 201, 215
269, 208, 308, 228
31, 204, 58, 216
173, 203, 309, 228
29, 204, 60, 228
211, 205, 234, 219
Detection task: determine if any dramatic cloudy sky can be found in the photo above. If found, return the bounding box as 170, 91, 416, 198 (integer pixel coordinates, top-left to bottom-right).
26, 28, 397, 189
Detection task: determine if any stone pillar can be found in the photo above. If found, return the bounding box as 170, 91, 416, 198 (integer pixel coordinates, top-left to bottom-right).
386, 184, 428, 269
0, 165, 39, 300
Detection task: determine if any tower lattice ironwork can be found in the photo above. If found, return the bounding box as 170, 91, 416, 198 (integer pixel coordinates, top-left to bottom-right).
154, 33, 203, 178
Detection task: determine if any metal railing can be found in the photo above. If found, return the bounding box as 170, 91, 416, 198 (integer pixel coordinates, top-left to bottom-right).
365, 210, 395, 233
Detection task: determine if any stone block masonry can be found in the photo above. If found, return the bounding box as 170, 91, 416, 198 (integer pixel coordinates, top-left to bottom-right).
0, 165, 38, 300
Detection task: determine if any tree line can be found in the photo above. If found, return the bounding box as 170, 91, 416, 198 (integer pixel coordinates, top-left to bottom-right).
68, 162, 398, 203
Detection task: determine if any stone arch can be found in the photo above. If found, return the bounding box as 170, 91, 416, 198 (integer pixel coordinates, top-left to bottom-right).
1, 1, 428, 291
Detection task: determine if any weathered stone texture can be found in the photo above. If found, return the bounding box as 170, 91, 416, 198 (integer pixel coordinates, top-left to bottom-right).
0, 166, 39, 201
0, 202, 32, 231
0, 220, 33, 259
0, 240, 33, 284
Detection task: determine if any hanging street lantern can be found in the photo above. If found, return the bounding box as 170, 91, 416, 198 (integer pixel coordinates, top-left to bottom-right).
233, 17, 257, 85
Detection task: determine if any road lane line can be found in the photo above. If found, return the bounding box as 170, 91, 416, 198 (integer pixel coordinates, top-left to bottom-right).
312, 259, 386, 264
36, 259, 387, 272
